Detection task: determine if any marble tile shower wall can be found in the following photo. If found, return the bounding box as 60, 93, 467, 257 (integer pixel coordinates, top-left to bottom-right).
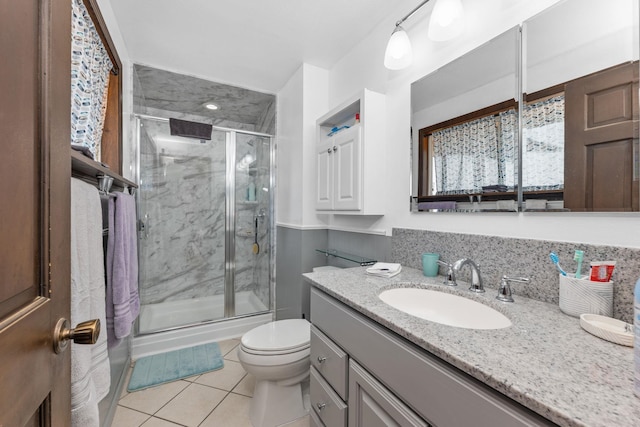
391, 228, 640, 323
137, 115, 270, 308
139, 105, 256, 132
138, 119, 226, 305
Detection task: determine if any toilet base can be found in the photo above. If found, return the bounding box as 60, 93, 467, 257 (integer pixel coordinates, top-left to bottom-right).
250, 377, 309, 427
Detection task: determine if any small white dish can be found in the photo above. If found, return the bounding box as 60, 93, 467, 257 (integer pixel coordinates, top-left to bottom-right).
579, 313, 633, 347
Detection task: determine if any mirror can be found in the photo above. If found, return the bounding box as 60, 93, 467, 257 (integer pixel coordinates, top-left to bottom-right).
522, 0, 639, 212
411, 26, 520, 212
411, 0, 639, 213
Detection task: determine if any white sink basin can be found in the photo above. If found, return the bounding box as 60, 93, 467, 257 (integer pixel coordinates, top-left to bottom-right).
378, 288, 511, 329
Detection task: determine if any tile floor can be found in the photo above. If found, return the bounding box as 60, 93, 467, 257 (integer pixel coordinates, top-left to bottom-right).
112, 338, 310, 427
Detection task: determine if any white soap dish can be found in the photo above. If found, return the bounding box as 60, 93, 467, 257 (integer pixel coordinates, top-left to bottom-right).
579, 314, 633, 347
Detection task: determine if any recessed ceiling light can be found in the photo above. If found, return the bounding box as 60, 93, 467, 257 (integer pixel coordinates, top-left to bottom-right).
205, 103, 219, 110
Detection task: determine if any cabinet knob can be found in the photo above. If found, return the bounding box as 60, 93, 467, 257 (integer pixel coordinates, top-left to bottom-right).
333, 146, 338, 152
327, 148, 332, 154
317, 356, 327, 364
316, 402, 326, 411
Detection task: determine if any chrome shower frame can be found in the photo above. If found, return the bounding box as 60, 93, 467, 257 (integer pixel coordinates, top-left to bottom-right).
133, 113, 276, 335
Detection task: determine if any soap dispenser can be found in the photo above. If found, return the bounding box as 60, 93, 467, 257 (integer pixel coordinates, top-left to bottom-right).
247, 181, 256, 201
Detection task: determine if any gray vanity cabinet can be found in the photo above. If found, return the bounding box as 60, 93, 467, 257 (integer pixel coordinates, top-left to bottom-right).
349, 360, 428, 427
311, 325, 349, 399
310, 288, 557, 427
310, 367, 347, 426
310, 325, 349, 426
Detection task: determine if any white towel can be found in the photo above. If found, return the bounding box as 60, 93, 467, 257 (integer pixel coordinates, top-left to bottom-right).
366, 262, 402, 278
70, 178, 110, 427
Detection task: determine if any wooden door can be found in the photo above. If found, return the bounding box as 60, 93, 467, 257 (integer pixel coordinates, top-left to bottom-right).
564, 62, 639, 211
0, 0, 71, 425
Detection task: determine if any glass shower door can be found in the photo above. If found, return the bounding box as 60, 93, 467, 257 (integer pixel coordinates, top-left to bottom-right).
231, 132, 272, 317
136, 117, 272, 334
137, 120, 228, 333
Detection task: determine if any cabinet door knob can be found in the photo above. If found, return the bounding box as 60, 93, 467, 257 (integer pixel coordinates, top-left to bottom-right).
333, 146, 338, 152
317, 356, 327, 364
327, 148, 332, 154
316, 402, 326, 411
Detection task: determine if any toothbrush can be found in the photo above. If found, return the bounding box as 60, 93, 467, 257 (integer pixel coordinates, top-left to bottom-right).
549, 252, 567, 276
574, 250, 584, 279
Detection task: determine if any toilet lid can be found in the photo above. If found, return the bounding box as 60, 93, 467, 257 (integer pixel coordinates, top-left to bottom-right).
241, 319, 310, 353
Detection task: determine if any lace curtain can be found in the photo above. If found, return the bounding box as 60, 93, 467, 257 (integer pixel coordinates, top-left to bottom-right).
432, 109, 517, 194
71, 0, 113, 161
522, 95, 564, 191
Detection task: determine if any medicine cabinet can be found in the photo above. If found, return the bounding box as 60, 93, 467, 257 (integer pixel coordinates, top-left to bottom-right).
316, 89, 386, 215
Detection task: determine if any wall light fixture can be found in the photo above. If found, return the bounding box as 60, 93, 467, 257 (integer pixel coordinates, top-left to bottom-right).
384, 0, 465, 70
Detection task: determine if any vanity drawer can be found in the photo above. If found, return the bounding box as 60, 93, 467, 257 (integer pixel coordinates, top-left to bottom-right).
309, 407, 325, 427
310, 366, 347, 427
310, 324, 348, 400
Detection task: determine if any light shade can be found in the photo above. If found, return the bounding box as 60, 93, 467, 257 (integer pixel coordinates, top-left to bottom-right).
428, 0, 465, 41
384, 25, 413, 70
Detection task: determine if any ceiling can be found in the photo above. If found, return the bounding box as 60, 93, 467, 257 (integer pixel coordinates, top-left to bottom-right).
108, 0, 418, 93
134, 64, 276, 128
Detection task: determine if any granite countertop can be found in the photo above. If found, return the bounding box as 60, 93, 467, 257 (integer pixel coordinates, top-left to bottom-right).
303, 266, 640, 427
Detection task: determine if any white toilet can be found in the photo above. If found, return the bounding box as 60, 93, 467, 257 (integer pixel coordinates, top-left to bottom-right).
237, 319, 311, 427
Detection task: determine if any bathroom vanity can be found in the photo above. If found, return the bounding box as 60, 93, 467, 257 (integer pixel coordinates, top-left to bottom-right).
304, 267, 639, 427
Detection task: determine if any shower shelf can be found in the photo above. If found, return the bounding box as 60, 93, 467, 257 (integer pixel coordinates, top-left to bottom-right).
236, 228, 255, 237
315, 249, 376, 266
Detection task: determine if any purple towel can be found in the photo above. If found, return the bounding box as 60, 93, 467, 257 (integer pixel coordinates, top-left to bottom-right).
106, 192, 140, 347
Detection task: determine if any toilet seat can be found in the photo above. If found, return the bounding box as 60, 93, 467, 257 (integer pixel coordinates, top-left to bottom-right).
241, 319, 310, 355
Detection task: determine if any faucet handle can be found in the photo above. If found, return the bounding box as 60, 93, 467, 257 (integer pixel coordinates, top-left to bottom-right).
437, 260, 457, 286
497, 275, 530, 302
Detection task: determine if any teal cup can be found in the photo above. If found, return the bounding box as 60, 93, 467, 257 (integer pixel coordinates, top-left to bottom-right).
422, 253, 440, 277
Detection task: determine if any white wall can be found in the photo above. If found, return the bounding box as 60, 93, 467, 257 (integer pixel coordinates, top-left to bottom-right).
277, 66, 304, 226
315, 0, 640, 248
276, 64, 329, 228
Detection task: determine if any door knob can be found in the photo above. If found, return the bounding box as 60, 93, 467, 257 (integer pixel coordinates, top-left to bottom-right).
53, 318, 100, 354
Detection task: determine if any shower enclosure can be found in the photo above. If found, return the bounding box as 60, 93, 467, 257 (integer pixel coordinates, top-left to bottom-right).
135, 115, 273, 334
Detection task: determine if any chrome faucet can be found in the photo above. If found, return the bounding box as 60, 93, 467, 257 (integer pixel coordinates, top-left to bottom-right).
496, 275, 530, 302
452, 258, 484, 293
